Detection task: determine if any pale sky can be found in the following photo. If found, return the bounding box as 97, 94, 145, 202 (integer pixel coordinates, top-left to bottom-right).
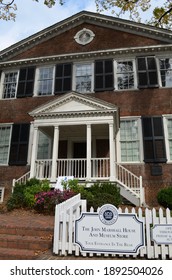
0, 0, 158, 51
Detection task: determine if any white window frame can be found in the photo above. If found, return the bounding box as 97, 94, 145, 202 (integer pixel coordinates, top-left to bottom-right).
157, 57, 172, 88
163, 115, 172, 162
0, 187, 5, 203
72, 61, 94, 93
0, 70, 19, 99
118, 117, 143, 163
33, 65, 55, 96
114, 59, 137, 91
0, 124, 12, 165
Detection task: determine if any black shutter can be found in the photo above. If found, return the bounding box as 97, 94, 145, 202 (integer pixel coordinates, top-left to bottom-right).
142, 116, 166, 163
95, 59, 114, 91
55, 63, 72, 94
17, 67, 35, 97
9, 123, 30, 165
137, 57, 158, 88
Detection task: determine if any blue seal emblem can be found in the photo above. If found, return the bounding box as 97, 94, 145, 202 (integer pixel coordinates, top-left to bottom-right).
99, 204, 118, 225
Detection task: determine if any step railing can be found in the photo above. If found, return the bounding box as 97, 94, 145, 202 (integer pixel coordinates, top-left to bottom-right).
116, 163, 143, 203
12, 171, 31, 191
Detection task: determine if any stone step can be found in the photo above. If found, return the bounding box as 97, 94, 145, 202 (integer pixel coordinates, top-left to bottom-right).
0, 234, 52, 251
0, 225, 53, 237
0, 247, 39, 260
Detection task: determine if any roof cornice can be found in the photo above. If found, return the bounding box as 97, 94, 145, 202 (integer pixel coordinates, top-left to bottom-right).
1, 44, 172, 68
1, 10, 172, 62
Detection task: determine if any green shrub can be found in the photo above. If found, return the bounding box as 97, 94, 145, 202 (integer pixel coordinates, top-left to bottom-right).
86, 182, 121, 209
157, 187, 172, 209
66, 180, 121, 209
7, 178, 50, 211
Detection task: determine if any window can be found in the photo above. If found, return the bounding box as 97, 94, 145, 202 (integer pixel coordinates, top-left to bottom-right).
166, 118, 172, 160
137, 56, 158, 88
0, 125, 11, 164
9, 123, 30, 165
55, 63, 72, 93
120, 119, 140, 162
2, 71, 18, 99
74, 63, 93, 93
36, 66, 54, 96
115, 60, 136, 90
17, 67, 35, 97
142, 116, 166, 163
95, 59, 114, 91
159, 58, 172, 87
37, 130, 51, 159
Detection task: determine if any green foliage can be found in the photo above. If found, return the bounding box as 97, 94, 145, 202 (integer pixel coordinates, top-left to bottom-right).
86, 182, 121, 209
7, 178, 50, 211
67, 180, 121, 209
157, 187, 172, 210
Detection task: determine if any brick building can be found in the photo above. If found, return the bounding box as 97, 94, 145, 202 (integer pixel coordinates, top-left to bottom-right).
0, 11, 172, 206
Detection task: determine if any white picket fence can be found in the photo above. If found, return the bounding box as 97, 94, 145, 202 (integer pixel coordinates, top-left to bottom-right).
53, 194, 172, 259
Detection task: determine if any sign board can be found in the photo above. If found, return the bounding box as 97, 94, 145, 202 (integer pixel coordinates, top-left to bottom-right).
74, 204, 144, 254
151, 224, 172, 244
55, 176, 74, 191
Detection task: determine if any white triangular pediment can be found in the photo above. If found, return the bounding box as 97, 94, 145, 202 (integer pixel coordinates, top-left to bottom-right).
30, 92, 118, 117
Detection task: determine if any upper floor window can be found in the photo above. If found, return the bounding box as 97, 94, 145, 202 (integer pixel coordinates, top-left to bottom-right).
137, 56, 158, 88
159, 58, 172, 87
2, 71, 18, 99
0, 125, 12, 165
115, 60, 136, 90
120, 119, 141, 162
74, 63, 93, 93
36, 66, 54, 96
17, 67, 35, 98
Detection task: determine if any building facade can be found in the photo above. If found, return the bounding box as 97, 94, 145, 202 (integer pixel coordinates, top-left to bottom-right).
0, 11, 172, 206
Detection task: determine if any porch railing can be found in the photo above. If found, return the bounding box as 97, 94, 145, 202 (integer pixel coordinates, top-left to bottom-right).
57, 158, 87, 179
35, 159, 52, 179
91, 158, 110, 178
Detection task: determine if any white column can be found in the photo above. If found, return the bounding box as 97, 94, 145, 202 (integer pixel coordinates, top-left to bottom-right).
30, 126, 39, 178
109, 123, 116, 181
51, 126, 59, 182
86, 124, 92, 181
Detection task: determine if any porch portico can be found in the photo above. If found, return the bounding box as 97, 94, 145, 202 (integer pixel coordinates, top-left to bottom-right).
29, 92, 120, 184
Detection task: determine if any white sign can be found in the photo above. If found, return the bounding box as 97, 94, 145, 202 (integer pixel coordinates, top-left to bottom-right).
74, 204, 144, 254
55, 176, 74, 191
151, 224, 172, 244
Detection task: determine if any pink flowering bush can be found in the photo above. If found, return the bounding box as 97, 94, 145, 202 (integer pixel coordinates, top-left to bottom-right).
34, 189, 75, 214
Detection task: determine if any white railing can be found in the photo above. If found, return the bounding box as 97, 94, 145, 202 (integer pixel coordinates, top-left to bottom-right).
116, 163, 142, 195
91, 158, 110, 178
12, 171, 31, 188
35, 159, 52, 179
57, 158, 87, 179
53, 195, 172, 259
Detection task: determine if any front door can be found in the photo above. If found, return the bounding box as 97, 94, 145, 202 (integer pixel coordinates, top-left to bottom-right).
73, 142, 86, 178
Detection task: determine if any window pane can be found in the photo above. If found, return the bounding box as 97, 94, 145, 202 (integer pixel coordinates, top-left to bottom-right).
167, 119, 172, 159
75, 64, 92, 93
0, 126, 11, 164
37, 67, 53, 95
116, 61, 135, 90
159, 58, 172, 87
120, 120, 140, 162
3, 72, 18, 98
138, 57, 146, 70
37, 131, 51, 159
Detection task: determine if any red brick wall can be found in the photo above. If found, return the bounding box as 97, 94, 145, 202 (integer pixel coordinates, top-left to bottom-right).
11, 23, 164, 61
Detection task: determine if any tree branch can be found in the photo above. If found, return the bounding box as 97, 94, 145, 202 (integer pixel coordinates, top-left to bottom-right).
158, 6, 172, 24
